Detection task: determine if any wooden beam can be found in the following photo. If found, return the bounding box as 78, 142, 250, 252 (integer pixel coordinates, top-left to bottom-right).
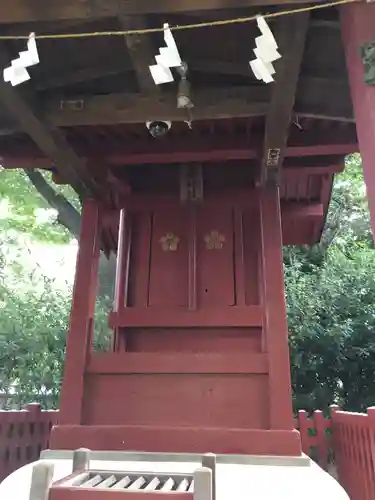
281, 202, 323, 219
285, 144, 357, 157
0, 143, 357, 169
261, 13, 310, 185
47, 86, 269, 126
296, 112, 354, 123
283, 164, 345, 176
0, 0, 331, 23
0, 58, 97, 196
44, 83, 352, 127
87, 352, 268, 375
119, 16, 158, 94
34, 57, 350, 99
0, 74, 355, 134
35, 63, 125, 91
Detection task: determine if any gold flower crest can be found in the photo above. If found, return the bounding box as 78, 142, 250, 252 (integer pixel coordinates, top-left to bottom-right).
204, 230, 225, 250
160, 232, 180, 252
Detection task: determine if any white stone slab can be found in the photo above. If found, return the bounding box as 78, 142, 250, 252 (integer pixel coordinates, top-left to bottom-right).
0, 451, 350, 500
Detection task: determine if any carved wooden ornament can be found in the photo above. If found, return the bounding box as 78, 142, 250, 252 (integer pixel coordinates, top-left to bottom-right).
160, 232, 180, 251
204, 230, 225, 250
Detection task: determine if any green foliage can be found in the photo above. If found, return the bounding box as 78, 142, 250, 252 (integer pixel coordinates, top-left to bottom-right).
0, 236, 68, 408
0, 233, 111, 409
0, 169, 112, 408
0, 169, 78, 244
287, 154, 375, 413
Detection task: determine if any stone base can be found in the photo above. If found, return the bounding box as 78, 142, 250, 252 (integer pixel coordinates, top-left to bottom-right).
0, 450, 350, 500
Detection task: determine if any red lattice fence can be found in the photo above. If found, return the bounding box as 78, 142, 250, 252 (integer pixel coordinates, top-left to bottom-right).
332, 406, 375, 500
295, 409, 333, 471
0, 403, 58, 482
1, 403, 374, 500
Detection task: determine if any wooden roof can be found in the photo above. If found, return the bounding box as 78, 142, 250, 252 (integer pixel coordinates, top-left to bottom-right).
0, 1, 358, 245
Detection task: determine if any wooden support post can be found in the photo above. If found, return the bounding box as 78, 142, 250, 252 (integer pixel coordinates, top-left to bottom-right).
193, 467, 212, 500
261, 13, 309, 185
201, 454, 216, 500
0, 59, 97, 197
59, 199, 101, 425
259, 187, 294, 430
119, 16, 158, 95
112, 208, 131, 352
340, 3, 375, 238
29, 462, 54, 500
72, 448, 91, 472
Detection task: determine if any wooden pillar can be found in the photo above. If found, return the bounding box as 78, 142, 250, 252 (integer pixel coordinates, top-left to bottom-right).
340, 3, 375, 237
112, 209, 129, 352
59, 199, 101, 425
259, 187, 294, 430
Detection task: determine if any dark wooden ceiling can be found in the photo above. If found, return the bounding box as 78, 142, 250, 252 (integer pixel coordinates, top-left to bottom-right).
0, 1, 358, 245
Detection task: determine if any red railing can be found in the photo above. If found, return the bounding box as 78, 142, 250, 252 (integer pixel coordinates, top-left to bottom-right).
0, 406, 333, 481
295, 409, 333, 471
0, 403, 58, 482
1, 404, 375, 500
332, 406, 375, 500
296, 406, 375, 499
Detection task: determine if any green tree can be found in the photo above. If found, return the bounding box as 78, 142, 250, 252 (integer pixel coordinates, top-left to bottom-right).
286, 154, 375, 413
0, 168, 115, 297
0, 234, 111, 409
0, 170, 112, 408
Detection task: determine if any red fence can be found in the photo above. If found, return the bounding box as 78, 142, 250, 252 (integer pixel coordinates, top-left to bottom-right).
296, 406, 375, 499
332, 406, 375, 500
0, 405, 334, 482
0, 403, 58, 482
295, 409, 333, 471
1, 404, 374, 500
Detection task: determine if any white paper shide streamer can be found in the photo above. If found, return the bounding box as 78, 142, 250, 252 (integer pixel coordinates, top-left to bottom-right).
149, 23, 182, 85
3, 32, 40, 86
249, 17, 281, 84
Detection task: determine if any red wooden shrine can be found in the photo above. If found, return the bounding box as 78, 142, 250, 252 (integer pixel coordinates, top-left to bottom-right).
53, 163, 302, 456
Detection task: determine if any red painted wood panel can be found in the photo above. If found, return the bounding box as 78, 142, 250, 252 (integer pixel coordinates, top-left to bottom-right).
127, 213, 151, 308
50, 425, 302, 456
123, 328, 262, 353
57, 187, 298, 456
82, 373, 269, 428
148, 207, 189, 307
87, 352, 268, 374
49, 489, 192, 500
109, 307, 262, 328
242, 208, 261, 306
196, 206, 235, 307
103, 196, 272, 440
118, 201, 264, 318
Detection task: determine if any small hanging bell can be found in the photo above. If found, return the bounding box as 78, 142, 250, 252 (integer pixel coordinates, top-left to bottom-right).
176, 62, 194, 109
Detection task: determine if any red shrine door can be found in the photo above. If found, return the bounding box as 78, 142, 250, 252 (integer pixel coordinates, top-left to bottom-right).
109, 196, 265, 430
54, 167, 301, 457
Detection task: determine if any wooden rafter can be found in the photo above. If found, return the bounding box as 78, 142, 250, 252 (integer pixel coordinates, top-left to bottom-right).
48, 86, 268, 125
35, 64, 124, 91
0, 0, 330, 23
119, 16, 158, 94
0, 53, 97, 197
0, 86, 354, 134
0, 84, 354, 135
1, 144, 358, 175
0, 143, 357, 170
49, 81, 351, 125
260, 13, 310, 185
